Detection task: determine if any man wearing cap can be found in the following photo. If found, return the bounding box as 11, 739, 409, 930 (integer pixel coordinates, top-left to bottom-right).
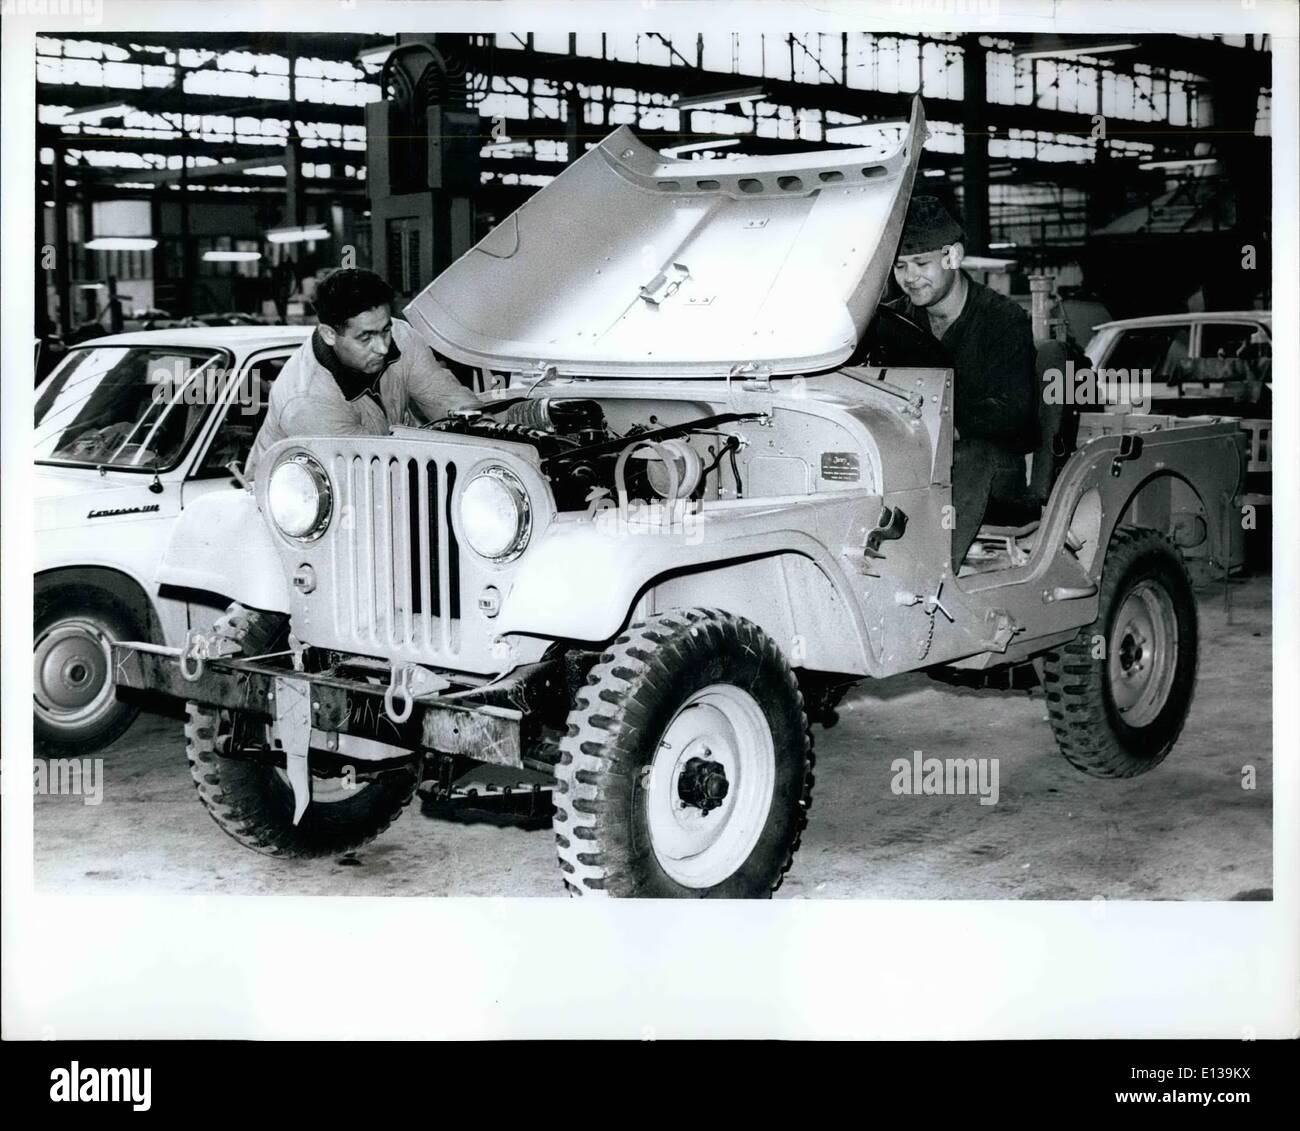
887, 196, 1039, 570
244, 267, 477, 478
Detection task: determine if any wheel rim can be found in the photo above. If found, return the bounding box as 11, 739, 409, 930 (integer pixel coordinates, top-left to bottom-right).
1107, 579, 1179, 728
646, 684, 776, 889
33, 617, 115, 730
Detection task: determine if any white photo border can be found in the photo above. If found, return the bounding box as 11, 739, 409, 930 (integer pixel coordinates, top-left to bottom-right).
3, 0, 1296, 1041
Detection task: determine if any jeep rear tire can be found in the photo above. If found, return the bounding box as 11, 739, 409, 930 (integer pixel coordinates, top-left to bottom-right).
1043, 527, 1198, 778
554, 609, 814, 898
184, 606, 418, 858
34, 582, 142, 756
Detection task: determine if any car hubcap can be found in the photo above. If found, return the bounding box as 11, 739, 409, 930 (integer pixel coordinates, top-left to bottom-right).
34, 619, 114, 728
646, 684, 776, 888
1107, 580, 1179, 728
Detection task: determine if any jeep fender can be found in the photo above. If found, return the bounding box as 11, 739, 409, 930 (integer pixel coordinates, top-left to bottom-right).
155, 490, 290, 612
497, 508, 873, 669
1056, 427, 1245, 577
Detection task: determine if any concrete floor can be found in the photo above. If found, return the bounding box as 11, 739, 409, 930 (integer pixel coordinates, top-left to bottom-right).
34, 575, 1272, 900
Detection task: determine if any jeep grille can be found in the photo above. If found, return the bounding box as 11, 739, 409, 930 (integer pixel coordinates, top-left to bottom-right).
331, 453, 462, 654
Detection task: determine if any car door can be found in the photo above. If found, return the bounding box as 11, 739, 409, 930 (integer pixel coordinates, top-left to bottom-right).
179, 349, 291, 630
183, 349, 291, 502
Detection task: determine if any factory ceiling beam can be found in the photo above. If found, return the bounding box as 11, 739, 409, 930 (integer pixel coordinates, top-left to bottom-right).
38, 80, 367, 128
37, 119, 1181, 193
38, 31, 387, 63
40, 113, 886, 160
93, 154, 291, 183
450, 41, 1247, 152
49, 30, 1267, 87
48, 185, 367, 212
40, 30, 1253, 156
53, 151, 1124, 193
1002, 32, 1270, 86
42, 82, 1242, 176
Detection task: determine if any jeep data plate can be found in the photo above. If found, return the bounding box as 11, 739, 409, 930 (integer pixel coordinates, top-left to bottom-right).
820, 452, 860, 482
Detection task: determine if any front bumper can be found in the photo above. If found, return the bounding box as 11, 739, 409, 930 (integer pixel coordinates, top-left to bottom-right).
112, 643, 526, 769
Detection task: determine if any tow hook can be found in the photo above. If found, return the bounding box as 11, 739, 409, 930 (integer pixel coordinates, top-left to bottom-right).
383, 663, 452, 725
121, 629, 240, 683
384, 666, 417, 723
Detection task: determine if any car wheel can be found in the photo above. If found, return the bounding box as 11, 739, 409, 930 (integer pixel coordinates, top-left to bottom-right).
554, 608, 814, 898
185, 703, 419, 858
1042, 526, 1198, 777
34, 584, 142, 755
184, 606, 418, 857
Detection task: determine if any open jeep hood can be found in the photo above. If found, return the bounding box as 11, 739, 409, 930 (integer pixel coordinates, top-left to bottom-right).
405, 100, 926, 378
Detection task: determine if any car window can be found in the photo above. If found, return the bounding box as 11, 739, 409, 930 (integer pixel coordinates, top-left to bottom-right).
34, 346, 228, 471
1104, 326, 1190, 378
194, 355, 289, 477
1200, 322, 1270, 361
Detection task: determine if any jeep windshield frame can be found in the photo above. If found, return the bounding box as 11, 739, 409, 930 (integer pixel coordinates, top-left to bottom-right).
34, 344, 235, 474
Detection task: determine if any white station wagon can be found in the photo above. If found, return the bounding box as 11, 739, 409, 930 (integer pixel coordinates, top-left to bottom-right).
33, 325, 312, 753
1084, 310, 1272, 504
1084, 310, 1272, 412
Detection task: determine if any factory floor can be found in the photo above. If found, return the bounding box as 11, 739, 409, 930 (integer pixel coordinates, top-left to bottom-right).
34, 574, 1272, 900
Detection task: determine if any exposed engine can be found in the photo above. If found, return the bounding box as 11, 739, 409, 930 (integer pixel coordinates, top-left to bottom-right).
429, 396, 752, 511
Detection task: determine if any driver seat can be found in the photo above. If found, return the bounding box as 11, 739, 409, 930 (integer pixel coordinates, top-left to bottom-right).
966, 339, 1081, 567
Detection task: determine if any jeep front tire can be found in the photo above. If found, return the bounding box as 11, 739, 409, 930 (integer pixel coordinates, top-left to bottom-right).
554, 609, 814, 897
185, 606, 418, 857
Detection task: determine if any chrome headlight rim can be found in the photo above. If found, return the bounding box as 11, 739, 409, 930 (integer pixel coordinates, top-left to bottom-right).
458, 463, 532, 563
267, 451, 333, 543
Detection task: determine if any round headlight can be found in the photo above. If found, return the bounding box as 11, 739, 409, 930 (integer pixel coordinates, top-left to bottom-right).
459, 466, 530, 561
267, 453, 332, 540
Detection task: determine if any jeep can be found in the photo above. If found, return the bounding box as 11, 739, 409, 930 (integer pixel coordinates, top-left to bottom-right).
113, 102, 1247, 897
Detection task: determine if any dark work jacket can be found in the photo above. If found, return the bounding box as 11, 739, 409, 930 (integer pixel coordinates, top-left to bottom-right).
888, 275, 1039, 454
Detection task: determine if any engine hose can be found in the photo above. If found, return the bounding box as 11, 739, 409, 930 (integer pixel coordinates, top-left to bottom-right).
501, 396, 553, 431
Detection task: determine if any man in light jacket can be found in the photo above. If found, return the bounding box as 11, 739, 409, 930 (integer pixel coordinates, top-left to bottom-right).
245, 267, 477, 478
